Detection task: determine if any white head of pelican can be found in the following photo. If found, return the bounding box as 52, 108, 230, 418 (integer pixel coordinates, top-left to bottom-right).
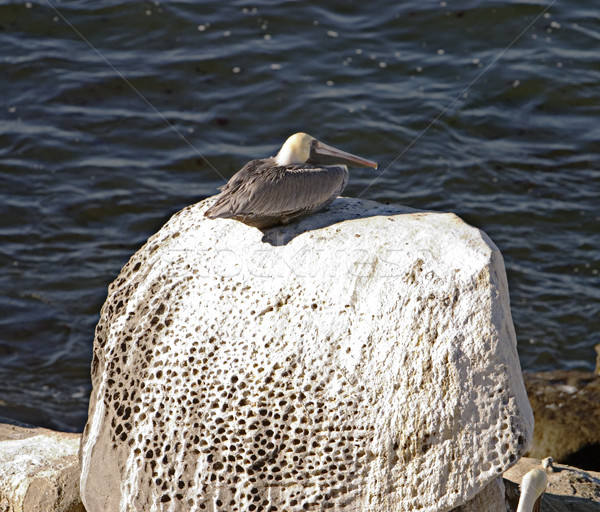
205, 132, 378, 229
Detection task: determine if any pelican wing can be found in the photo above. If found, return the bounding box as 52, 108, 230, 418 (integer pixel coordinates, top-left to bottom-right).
205, 159, 268, 218
248, 165, 348, 215
205, 162, 348, 223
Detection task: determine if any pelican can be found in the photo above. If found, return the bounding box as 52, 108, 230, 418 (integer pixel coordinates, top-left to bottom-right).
204, 133, 378, 228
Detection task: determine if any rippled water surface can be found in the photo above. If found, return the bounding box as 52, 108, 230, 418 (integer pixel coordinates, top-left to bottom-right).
1, 0, 599, 431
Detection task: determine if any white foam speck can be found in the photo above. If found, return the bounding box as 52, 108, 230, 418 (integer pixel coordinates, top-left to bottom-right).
557, 384, 577, 394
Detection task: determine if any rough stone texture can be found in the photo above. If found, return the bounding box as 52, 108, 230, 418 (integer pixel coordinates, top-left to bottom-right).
451, 477, 506, 512
504, 457, 600, 511
524, 371, 600, 463
0, 417, 84, 512
80, 197, 533, 512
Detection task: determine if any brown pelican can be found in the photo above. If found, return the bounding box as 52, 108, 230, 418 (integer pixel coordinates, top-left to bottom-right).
204, 132, 378, 228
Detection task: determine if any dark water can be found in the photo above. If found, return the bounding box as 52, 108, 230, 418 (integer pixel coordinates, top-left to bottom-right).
1, 0, 598, 432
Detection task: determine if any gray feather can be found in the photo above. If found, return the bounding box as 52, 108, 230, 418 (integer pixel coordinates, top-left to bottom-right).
205, 158, 349, 228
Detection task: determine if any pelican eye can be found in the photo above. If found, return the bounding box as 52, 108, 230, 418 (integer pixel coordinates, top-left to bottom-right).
307, 140, 319, 164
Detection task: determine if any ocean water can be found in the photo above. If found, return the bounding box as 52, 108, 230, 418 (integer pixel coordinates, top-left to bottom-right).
0, 0, 598, 432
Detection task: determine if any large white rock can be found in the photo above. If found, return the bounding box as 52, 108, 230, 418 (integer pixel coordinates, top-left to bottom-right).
80, 197, 533, 512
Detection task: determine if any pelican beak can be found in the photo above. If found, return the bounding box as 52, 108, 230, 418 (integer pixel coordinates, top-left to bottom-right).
309, 140, 378, 169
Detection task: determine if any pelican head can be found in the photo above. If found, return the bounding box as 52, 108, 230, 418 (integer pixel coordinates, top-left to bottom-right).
275, 132, 378, 169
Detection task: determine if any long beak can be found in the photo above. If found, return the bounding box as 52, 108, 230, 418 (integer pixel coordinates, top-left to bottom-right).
310, 140, 378, 169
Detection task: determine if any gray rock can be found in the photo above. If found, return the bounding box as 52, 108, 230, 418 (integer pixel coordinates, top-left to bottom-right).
80, 197, 533, 511
0, 417, 83, 512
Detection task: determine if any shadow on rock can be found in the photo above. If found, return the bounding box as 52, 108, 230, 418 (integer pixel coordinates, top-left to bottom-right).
260, 197, 420, 246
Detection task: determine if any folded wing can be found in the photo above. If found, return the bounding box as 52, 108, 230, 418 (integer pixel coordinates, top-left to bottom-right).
205, 160, 349, 227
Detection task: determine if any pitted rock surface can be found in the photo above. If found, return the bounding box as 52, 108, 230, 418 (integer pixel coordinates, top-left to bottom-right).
80, 197, 533, 512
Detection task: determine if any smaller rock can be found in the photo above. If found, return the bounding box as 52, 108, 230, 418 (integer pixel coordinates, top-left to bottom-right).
595, 344, 600, 375
541, 456, 554, 471
504, 457, 600, 511
524, 371, 600, 468
0, 417, 83, 512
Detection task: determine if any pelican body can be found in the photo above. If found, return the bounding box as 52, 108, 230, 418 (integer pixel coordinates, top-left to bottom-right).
205, 133, 378, 229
